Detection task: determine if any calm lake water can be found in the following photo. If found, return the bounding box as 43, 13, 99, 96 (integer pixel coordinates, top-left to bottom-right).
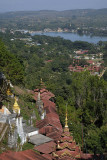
31, 32, 107, 44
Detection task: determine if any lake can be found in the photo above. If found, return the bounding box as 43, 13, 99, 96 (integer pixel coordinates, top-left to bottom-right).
31, 32, 107, 44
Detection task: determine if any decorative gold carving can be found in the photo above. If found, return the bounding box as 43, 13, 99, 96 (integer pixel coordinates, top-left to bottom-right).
52, 152, 59, 157
13, 96, 20, 114
7, 88, 12, 96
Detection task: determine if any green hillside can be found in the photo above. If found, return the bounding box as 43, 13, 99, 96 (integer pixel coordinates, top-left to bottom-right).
0, 9, 107, 31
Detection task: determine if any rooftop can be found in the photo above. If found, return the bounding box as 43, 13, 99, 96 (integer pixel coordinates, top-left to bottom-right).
23, 125, 38, 134
34, 141, 56, 154
28, 133, 53, 146
0, 150, 49, 160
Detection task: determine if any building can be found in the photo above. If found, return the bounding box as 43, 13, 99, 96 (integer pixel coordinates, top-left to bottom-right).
0, 80, 102, 159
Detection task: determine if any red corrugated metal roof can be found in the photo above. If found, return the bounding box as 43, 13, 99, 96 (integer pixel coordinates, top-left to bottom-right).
46, 131, 61, 140
34, 90, 55, 102
46, 113, 59, 120
45, 106, 56, 114
34, 141, 56, 154
34, 86, 63, 143
0, 150, 49, 160
39, 125, 56, 135
36, 117, 62, 131
42, 154, 52, 160
43, 100, 55, 108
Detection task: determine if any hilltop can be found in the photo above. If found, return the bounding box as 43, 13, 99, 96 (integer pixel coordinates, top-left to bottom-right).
0, 9, 107, 36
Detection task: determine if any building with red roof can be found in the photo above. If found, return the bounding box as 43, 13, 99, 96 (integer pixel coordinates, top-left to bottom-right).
0, 149, 49, 160
34, 141, 56, 154
34, 80, 63, 139
51, 111, 101, 160
52, 111, 82, 160
0, 80, 103, 160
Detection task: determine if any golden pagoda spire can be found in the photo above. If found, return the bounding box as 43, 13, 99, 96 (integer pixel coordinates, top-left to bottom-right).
40, 78, 43, 84
65, 104, 68, 128
40, 78, 46, 89
64, 104, 69, 132
13, 96, 20, 115
40, 78, 43, 88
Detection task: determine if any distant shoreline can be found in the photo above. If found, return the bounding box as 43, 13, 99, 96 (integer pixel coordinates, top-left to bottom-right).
30, 31, 107, 44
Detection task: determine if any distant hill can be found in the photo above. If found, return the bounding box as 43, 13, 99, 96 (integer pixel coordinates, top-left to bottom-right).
0, 9, 107, 30
1, 9, 107, 18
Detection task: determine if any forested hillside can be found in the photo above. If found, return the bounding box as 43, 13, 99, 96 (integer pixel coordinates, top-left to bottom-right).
0, 40, 24, 84
0, 9, 107, 36
0, 32, 107, 154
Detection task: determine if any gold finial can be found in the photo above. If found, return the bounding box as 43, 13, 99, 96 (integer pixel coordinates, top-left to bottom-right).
57, 141, 62, 149
40, 78, 46, 89
14, 96, 18, 102
65, 104, 68, 128
40, 78, 43, 88
64, 104, 69, 132
40, 78, 42, 83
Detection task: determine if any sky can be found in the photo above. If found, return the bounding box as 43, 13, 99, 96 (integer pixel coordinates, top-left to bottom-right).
0, 0, 107, 12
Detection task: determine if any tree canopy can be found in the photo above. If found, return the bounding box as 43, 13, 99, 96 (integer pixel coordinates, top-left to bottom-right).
0, 40, 24, 84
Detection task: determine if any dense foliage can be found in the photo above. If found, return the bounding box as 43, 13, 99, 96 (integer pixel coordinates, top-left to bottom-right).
0, 40, 24, 84
0, 72, 7, 102
55, 72, 107, 153
0, 33, 107, 154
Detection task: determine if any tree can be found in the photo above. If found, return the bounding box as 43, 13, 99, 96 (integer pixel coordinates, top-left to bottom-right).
0, 40, 24, 84
0, 72, 7, 102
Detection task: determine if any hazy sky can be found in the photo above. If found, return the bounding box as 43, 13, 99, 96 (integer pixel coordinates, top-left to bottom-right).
0, 0, 107, 12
